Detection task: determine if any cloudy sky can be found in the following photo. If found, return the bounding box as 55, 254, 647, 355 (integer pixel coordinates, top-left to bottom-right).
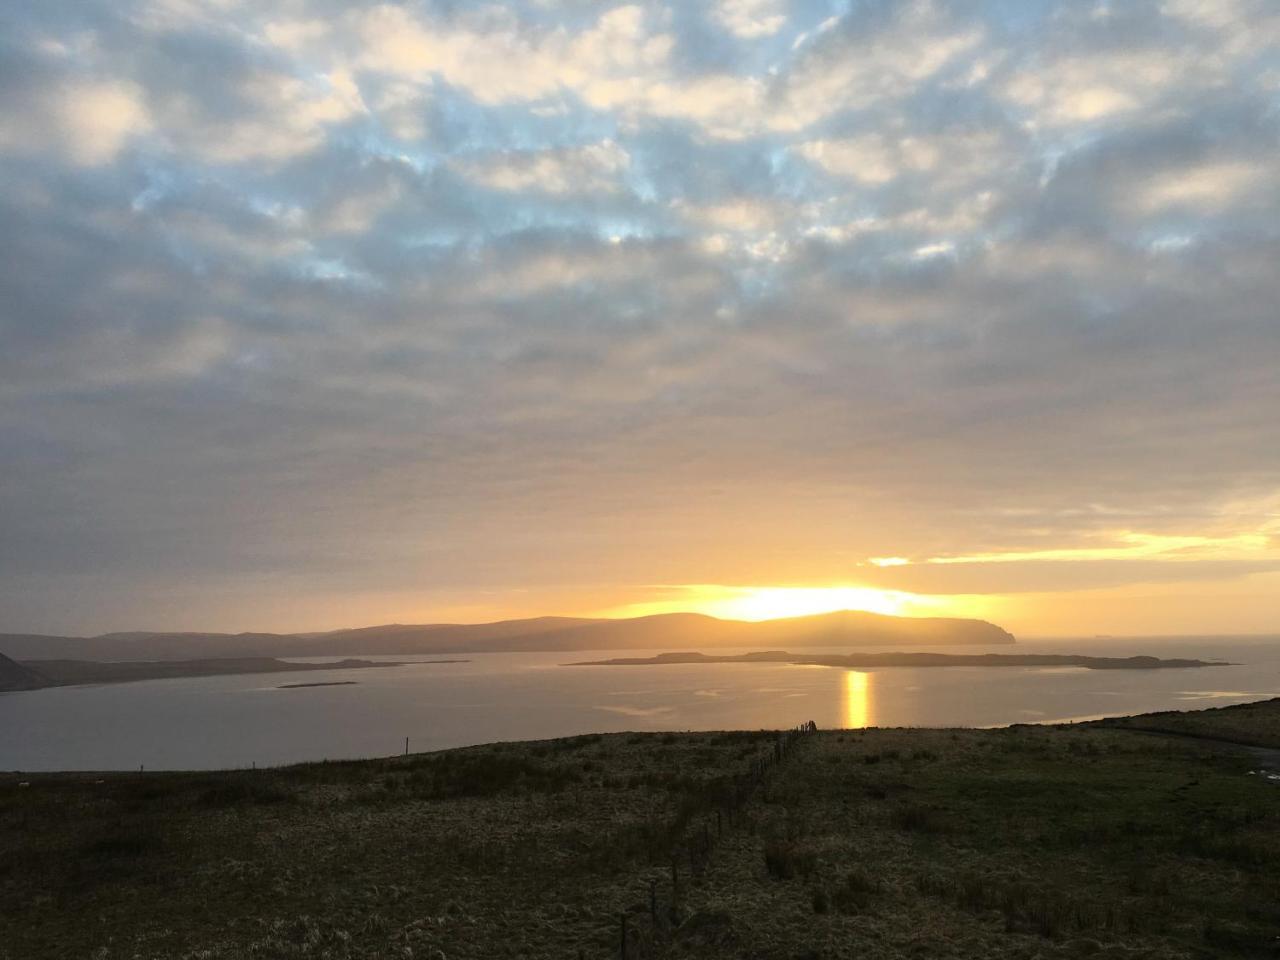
2, 0, 1278, 637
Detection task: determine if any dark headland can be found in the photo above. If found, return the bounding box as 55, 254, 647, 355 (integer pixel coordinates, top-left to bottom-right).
0, 652, 49, 692
0, 656, 411, 692
0, 609, 1015, 662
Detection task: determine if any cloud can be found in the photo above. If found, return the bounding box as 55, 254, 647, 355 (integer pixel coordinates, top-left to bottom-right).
0, 76, 151, 166
354, 4, 674, 109
455, 140, 630, 195
1132, 159, 1270, 214
676, 197, 786, 233
712, 0, 787, 39
797, 135, 931, 185
0, 0, 1278, 633
997, 0, 1280, 133
774, 1, 984, 130
350, 4, 768, 139
1001, 49, 1185, 125
924, 531, 1278, 565
152, 66, 366, 164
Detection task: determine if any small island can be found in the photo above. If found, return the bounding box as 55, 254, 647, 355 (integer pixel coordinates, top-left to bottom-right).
568, 650, 1231, 670
277, 680, 360, 689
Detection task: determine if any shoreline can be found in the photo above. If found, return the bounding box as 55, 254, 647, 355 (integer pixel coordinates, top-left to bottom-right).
6, 695, 1278, 777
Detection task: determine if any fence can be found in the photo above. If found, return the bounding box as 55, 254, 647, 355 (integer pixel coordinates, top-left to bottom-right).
610, 720, 819, 959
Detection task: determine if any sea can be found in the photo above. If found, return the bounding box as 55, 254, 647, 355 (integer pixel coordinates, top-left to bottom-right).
3, 637, 1279, 771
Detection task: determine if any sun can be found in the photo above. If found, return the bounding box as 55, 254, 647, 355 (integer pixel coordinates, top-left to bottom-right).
602, 584, 950, 622
700, 586, 915, 621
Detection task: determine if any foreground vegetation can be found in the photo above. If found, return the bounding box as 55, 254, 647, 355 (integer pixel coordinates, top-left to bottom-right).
1098, 696, 1280, 750
3, 700, 1280, 959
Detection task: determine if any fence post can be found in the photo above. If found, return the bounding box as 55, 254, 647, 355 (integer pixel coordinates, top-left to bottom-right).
620, 912, 628, 960
670, 857, 682, 924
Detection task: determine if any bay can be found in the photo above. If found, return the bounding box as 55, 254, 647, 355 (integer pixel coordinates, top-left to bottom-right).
3, 637, 1278, 771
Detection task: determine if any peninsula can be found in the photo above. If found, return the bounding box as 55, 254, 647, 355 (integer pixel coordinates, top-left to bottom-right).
0, 655, 413, 692
0, 609, 1015, 662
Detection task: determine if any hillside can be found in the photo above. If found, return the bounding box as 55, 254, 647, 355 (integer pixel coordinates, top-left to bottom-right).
1096, 695, 1280, 749
3, 700, 1279, 958
0, 609, 1014, 661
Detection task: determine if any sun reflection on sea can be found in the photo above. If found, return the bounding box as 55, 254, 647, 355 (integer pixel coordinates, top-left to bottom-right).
844, 670, 873, 729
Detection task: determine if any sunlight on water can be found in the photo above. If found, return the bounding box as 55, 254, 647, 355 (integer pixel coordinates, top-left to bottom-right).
844, 670, 873, 729
6, 642, 1280, 770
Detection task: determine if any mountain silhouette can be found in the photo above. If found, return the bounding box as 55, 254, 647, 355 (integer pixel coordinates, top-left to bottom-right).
0, 609, 1013, 661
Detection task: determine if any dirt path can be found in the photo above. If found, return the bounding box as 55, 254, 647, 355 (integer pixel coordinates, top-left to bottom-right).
1108, 725, 1280, 767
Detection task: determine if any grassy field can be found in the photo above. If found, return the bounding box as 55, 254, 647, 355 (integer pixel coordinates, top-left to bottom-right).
1097, 696, 1280, 750
3, 701, 1279, 959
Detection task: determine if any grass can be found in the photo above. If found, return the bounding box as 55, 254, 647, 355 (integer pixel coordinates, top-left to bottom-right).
667, 719, 1280, 959
2, 702, 1280, 958
1097, 695, 1280, 749
0, 732, 773, 959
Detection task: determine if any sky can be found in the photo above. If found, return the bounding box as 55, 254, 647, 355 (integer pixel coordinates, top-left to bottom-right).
1, 0, 1278, 638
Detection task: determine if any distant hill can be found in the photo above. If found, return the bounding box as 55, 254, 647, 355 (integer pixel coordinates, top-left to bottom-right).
0, 652, 51, 691
731, 610, 1015, 648
0, 609, 1014, 661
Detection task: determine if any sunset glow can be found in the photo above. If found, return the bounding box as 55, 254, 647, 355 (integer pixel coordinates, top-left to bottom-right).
1, 0, 1278, 640
703, 586, 916, 620
601, 585, 997, 623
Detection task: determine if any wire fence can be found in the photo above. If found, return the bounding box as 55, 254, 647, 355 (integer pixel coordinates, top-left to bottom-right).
607, 720, 819, 960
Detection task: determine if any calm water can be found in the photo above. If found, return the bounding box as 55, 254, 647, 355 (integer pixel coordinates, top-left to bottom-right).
3, 638, 1279, 771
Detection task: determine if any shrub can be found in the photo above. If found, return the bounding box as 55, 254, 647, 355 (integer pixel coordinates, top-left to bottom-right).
198, 778, 297, 807
811, 888, 830, 914
1204, 919, 1276, 953
406, 753, 582, 799
552, 733, 602, 751
80, 830, 164, 860
763, 840, 816, 880
831, 869, 879, 914
892, 803, 949, 834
